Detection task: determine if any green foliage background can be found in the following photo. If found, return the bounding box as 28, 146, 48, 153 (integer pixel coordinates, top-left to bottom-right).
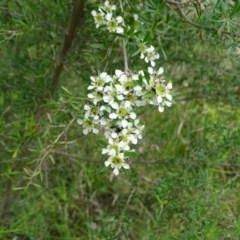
0, 0, 240, 239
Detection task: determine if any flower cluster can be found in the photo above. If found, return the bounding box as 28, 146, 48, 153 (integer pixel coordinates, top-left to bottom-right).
91, 1, 124, 34
78, 68, 173, 175
79, 1, 174, 176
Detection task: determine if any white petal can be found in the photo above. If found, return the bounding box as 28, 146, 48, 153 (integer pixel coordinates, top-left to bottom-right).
148, 67, 154, 74
109, 113, 118, 119
83, 129, 88, 135
104, 85, 111, 92
84, 104, 90, 110
93, 128, 99, 134
117, 95, 124, 100
111, 5, 117, 11
122, 119, 128, 128
166, 93, 172, 101
121, 144, 130, 151
129, 112, 136, 119
167, 82, 173, 89
116, 16, 123, 23
113, 168, 119, 175
116, 26, 124, 34
165, 101, 172, 107
111, 102, 119, 110
132, 74, 139, 81
77, 119, 83, 125
134, 119, 139, 126
157, 67, 164, 75
148, 45, 154, 52
133, 14, 139, 21
105, 160, 111, 167
155, 53, 160, 59
100, 118, 107, 125
134, 85, 142, 91
105, 75, 112, 82
105, 12, 112, 21
109, 148, 117, 155
91, 10, 97, 17
158, 106, 164, 112
87, 85, 94, 90
125, 100, 131, 108
157, 96, 163, 103
87, 93, 94, 98
115, 69, 123, 77
93, 115, 99, 120
100, 72, 107, 78
102, 148, 108, 154
131, 138, 138, 145
119, 74, 127, 82
122, 163, 130, 169
138, 70, 144, 76
150, 60, 156, 67
111, 131, 118, 138
103, 95, 111, 102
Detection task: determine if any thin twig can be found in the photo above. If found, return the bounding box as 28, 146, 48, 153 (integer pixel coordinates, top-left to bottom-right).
119, 0, 129, 73
51, 151, 240, 170
114, 187, 136, 239
119, 0, 123, 11
26, 117, 76, 188
167, 0, 240, 39
122, 39, 129, 73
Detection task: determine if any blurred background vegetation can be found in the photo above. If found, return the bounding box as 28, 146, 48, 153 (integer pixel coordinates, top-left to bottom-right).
0, 0, 240, 239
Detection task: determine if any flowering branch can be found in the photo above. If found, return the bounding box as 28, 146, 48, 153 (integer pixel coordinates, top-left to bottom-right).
79, 1, 174, 176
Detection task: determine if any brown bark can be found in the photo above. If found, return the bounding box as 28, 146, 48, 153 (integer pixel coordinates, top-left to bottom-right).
50, 0, 85, 96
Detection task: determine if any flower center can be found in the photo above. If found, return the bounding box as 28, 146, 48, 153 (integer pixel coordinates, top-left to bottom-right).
156, 85, 166, 96
118, 107, 128, 117
112, 156, 122, 165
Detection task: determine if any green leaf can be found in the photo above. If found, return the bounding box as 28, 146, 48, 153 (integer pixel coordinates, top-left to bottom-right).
97, 138, 107, 146
89, 43, 106, 49
230, 2, 240, 17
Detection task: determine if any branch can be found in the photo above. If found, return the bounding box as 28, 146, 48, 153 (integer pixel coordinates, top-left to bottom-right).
50, 0, 85, 96
119, 0, 129, 73
166, 0, 240, 39
122, 40, 129, 73
26, 117, 76, 188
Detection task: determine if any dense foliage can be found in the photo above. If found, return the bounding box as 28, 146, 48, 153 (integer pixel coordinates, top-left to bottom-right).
1, 0, 240, 239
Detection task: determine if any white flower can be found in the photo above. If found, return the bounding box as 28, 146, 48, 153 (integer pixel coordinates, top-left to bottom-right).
106, 17, 124, 34
91, 10, 105, 28
140, 45, 159, 67
103, 84, 124, 105
100, 1, 116, 13
84, 104, 100, 121
155, 83, 173, 112
104, 152, 130, 175
87, 91, 103, 105
77, 118, 99, 135
133, 14, 139, 21
88, 73, 111, 92
105, 12, 113, 21
102, 138, 120, 155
